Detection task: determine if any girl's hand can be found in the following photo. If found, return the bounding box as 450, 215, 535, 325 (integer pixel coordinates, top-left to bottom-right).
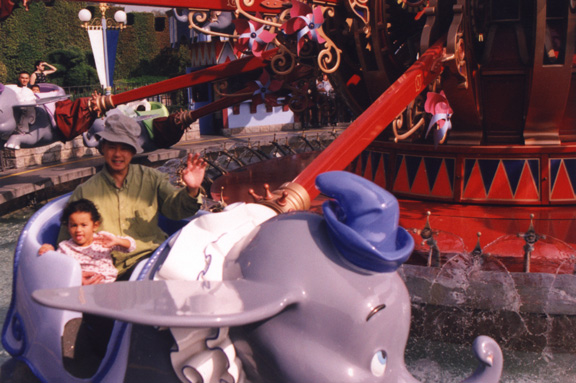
82, 271, 105, 285
38, 244, 55, 255
98, 232, 119, 248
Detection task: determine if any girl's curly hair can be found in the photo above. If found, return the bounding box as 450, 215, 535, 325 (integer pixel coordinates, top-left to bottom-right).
60, 198, 102, 226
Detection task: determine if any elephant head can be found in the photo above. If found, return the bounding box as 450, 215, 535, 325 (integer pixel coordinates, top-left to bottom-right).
222, 172, 417, 382
82, 100, 167, 152
224, 172, 501, 382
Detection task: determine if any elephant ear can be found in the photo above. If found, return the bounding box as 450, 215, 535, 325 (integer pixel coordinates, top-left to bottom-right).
17, 95, 70, 108
32, 280, 299, 328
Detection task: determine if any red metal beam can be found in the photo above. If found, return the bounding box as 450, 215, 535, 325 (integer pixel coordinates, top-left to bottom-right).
68, 0, 248, 12
110, 49, 277, 107
65, 0, 338, 14
187, 86, 256, 121
292, 37, 447, 200
181, 64, 313, 122
66, 0, 340, 14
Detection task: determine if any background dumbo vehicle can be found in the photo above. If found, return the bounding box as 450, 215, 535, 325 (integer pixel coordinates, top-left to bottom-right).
0, 82, 168, 151
32, 172, 503, 382
82, 100, 169, 153
0, 83, 69, 149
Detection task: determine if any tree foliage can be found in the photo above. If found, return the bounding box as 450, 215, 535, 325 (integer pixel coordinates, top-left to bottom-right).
0, 0, 185, 87
48, 48, 98, 86
0, 1, 89, 83
0, 60, 7, 82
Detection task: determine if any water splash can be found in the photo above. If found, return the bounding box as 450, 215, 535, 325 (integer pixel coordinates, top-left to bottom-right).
403, 217, 576, 382
405, 337, 576, 382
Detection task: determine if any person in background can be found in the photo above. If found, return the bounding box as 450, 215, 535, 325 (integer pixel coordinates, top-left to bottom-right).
7, 71, 36, 134
30, 84, 40, 93
316, 73, 333, 95
316, 73, 335, 126
39, 199, 136, 285
57, 113, 207, 280
30, 60, 57, 85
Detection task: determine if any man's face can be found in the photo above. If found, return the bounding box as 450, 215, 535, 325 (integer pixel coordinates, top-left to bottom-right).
18, 73, 30, 87
101, 141, 135, 174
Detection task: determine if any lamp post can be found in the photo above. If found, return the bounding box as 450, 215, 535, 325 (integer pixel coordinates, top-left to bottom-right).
79, 4, 126, 95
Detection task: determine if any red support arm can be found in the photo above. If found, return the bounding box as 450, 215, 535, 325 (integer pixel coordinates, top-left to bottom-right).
63, 49, 277, 140
184, 86, 257, 122
180, 64, 313, 122
65, 0, 339, 14
292, 37, 446, 201
108, 49, 278, 108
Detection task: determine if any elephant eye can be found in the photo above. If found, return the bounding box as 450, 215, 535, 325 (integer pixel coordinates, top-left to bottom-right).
370, 350, 387, 377
366, 303, 386, 321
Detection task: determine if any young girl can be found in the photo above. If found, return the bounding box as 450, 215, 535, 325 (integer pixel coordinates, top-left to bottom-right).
39, 199, 135, 285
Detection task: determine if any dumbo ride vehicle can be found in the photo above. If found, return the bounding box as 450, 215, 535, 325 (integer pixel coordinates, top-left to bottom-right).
4, 171, 503, 382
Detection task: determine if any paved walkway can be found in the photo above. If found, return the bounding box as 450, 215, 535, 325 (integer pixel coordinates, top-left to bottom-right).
0, 126, 343, 216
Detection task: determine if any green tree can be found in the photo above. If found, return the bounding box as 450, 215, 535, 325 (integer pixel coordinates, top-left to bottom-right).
48, 48, 98, 86
151, 44, 191, 78
0, 0, 89, 82
115, 12, 162, 78
0, 60, 7, 83
0, 1, 89, 81
0, 1, 175, 87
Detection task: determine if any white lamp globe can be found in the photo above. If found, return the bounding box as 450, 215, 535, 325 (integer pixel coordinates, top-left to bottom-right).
78, 9, 92, 22
114, 10, 127, 24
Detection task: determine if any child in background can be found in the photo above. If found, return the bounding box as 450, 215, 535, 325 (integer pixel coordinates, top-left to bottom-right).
39, 198, 136, 285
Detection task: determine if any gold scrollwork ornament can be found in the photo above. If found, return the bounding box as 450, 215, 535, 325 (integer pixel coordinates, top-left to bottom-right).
348, 0, 370, 26
316, 7, 342, 74
187, 10, 238, 39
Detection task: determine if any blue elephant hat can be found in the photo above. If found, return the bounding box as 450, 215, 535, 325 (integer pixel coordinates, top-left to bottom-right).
316, 171, 414, 273
96, 114, 144, 154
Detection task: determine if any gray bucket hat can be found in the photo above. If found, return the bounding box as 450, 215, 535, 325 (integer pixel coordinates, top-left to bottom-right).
96, 114, 144, 154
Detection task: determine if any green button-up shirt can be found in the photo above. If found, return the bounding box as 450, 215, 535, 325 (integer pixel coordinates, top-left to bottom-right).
58, 164, 202, 276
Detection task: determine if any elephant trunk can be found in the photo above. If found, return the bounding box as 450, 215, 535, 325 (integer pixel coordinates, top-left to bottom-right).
460, 336, 503, 383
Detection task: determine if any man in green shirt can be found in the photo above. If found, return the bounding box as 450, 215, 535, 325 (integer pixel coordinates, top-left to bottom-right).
58, 114, 206, 282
